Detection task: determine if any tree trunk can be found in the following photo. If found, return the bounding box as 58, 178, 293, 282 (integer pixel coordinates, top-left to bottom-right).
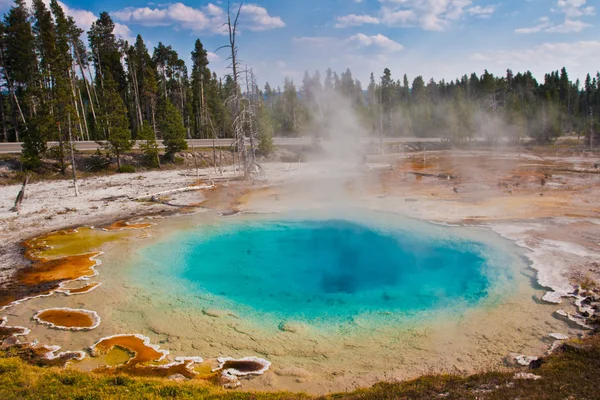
77, 87, 90, 141
69, 69, 85, 141
11, 87, 26, 142
129, 59, 144, 134
0, 94, 7, 142
10, 174, 29, 213
57, 123, 66, 175
68, 114, 79, 196
73, 44, 97, 124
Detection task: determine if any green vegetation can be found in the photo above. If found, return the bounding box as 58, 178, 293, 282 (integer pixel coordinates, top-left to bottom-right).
117, 164, 135, 173
158, 98, 188, 160
0, 333, 599, 399
138, 122, 160, 168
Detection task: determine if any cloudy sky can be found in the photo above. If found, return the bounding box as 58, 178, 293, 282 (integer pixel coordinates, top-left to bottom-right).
1, 0, 599, 87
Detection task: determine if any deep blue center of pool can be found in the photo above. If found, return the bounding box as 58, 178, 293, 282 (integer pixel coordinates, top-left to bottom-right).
137, 218, 508, 320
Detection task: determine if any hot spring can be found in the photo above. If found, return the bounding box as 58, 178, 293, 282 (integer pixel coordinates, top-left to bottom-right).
134, 216, 508, 324
119, 212, 525, 328
10, 210, 562, 392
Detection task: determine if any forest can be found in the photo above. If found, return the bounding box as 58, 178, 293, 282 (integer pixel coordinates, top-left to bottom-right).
0, 0, 599, 172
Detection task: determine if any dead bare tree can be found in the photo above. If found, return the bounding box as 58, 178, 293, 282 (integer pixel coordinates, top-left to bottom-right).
68, 67, 86, 141
67, 114, 79, 196
187, 126, 200, 178
219, 2, 245, 177
72, 43, 97, 125
10, 174, 29, 213
218, 1, 261, 179
207, 114, 223, 175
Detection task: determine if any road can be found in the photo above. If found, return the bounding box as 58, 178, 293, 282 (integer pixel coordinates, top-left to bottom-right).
0, 136, 584, 154
0, 137, 443, 154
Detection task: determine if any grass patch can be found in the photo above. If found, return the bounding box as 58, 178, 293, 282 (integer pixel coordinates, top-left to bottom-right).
117, 164, 136, 173
0, 333, 599, 399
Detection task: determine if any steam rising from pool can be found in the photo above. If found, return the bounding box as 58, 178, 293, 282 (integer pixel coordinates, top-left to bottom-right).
134, 214, 518, 325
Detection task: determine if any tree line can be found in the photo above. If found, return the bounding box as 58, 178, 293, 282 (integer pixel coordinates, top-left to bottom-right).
0, 0, 259, 172
263, 67, 600, 146
1, 0, 598, 175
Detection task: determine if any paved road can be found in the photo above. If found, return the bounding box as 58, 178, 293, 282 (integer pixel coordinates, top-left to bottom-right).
0, 136, 585, 154
0, 137, 444, 154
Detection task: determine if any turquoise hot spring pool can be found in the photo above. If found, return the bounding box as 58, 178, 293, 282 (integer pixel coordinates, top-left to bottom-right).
132, 213, 521, 325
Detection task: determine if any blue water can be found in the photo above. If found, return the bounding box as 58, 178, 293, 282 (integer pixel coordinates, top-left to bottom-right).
135, 216, 517, 322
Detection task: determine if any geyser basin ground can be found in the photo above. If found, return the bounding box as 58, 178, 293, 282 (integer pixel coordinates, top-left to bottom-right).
8, 210, 569, 394
138, 217, 504, 324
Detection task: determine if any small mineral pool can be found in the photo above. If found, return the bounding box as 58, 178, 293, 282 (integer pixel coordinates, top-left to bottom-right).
133, 212, 520, 324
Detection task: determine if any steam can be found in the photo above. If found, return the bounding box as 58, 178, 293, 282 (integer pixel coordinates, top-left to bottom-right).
303, 91, 367, 163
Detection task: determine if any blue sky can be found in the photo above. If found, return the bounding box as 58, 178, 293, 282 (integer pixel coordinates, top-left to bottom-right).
2, 0, 599, 88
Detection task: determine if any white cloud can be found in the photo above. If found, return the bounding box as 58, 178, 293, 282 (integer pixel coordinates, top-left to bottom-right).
553, 0, 594, 18
294, 33, 403, 54
204, 3, 223, 17
241, 4, 285, 31
515, 23, 551, 34
336, 0, 485, 31
112, 2, 284, 34
348, 33, 404, 52
335, 14, 380, 28
207, 52, 220, 62
112, 3, 213, 30
381, 8, 417, 25
467, 5, 497, 18
516, 0, 593, 34
545, 18, 591, 32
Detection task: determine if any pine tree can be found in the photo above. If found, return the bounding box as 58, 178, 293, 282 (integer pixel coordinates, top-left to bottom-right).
257, 97, 274, 156
3, 0, 37, 142
97, 74, 132, 170
32, 0, 56, 94
158, 98, 187, 160
21, 107, 53, 169
88, 12, 126, 96
282, 78, 300, 134
139, 121, 159, 167
190, 38, 211, 138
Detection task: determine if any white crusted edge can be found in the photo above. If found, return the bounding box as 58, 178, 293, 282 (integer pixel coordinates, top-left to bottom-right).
549, 332, 569, 340
97, 218, 156, 232
214, 356, 271, 377
485, 224, 596, 304
153, 356, 205, 372
174, 356, 204, 364
35, 343, 86, 362
89, 334, 169, 364
56, 282, 103, 296
554, 310, 592, 330
33, 308, 101, 331
0, 252, 103, 313
515, 355, 538, 366
1, 317, 85, 363
0, 316, 31, 337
